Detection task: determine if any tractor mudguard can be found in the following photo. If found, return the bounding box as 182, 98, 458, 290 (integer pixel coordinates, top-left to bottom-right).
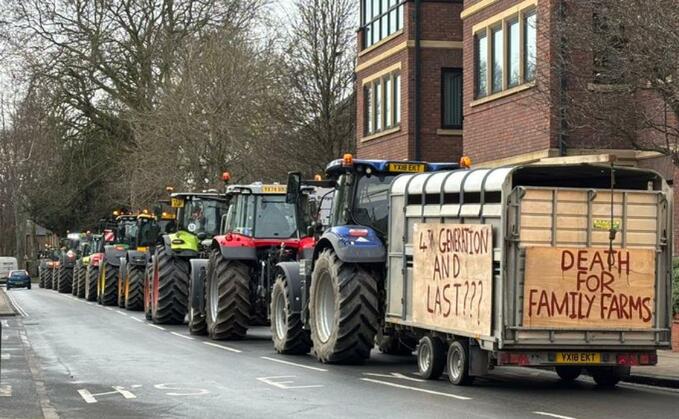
104, 245, 127, 267
127, 250, 148, 266
119, 258, 127, 279
162, 234, 199, 258
213, 234, 257, 261
315, 226, 386, 264
189, 259, 209, 316
275, 262, 304, 314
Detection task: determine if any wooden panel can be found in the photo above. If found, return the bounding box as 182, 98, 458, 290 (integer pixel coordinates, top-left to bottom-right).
523, 247, 655, 329
626, 232, 658, 247
555, 216, 587, 229
520, 214, 552, 229
556, 202, 588, 215
627, 218, 657, 232
523, 189, 553, 201
520, 229, 552, 244
554, 190, 588, 202
412, 223, 492, 336
521, 200, 553, 214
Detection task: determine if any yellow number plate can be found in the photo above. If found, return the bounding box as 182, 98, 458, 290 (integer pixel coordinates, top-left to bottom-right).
261, 185, 287, 194
388, 163, 426, 173
556, 352, 601, 364
171, 198, 185, 208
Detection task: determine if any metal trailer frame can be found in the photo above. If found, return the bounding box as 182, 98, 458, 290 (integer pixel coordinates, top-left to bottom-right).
385, 164, 672, 353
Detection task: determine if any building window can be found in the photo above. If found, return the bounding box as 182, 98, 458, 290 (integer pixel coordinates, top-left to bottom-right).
442, 69, 463, 129
474, 6, 537, 99
361, 0, 405, 49
364, 71, 401, 136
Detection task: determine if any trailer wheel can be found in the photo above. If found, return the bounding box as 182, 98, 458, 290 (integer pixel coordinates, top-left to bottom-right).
57, 266, 73, 294
152, 247, 189, 324
125, 264, 144, 311
417, 336, 446, 380
447, 340, 474, 386
85, 265, 98, 301
309, 248, 378, 364
72, 262, 80, 296
271, 274, 311, 354
555, 366, 582, 382
206, 250, 250, 340
589, 366, 628, 388
144, 261, 153, 320
99, 260, 119, 306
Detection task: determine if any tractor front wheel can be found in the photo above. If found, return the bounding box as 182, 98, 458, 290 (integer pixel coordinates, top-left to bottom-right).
57, 266, 73, 294
99, 260, 119, 306
271, 274, 310, 354
85, 265, 99, 302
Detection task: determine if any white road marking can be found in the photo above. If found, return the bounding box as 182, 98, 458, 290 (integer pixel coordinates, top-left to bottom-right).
360, 378, 471, 400
1, 353, 10, 360
146, 323, 166, 331
170, 332, 194, 340
77, 386, 137, 404
260, 356, 328, 372
363, 372, 425, 383
5, 292, 28, 317
154, 383, 209, 396
104, 307, 114, 311
203, 341, 241, 353
534, 412, 577, 419
130, 317, 143, 322
257, 376, 323, 390
115, 311, 128, 316
85, 302, 94, 305
0, 384, 11, 397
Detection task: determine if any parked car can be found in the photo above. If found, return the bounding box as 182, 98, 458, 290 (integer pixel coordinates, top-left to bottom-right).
6, 270, 31, 290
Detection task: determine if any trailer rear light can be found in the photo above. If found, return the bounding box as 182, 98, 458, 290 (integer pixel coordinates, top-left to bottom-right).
499, 352, 529, 365
348, 228, 369, 238
616, 354, 639, 366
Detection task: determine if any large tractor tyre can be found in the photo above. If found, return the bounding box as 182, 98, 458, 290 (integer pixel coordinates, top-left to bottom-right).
271, 275, 311, 354
99, 261, 119, 306
144, 261, 153, 320
117, 262, 127, 308
188, 263, 207, 336
85, 265, 99, 302
308, 249, 379, 364
38, 268, 45, 288
206, 250, 251, 340
77, 265, 87, 298
152, 247, 190, 324
71, 263, 80, 296
125, 264, 144, 311
51, 269, 58, 290
57, 266, 73, 294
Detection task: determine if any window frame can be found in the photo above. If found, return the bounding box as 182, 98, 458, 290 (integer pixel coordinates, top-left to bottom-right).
361, 0, 405, 49
473, 6, 537, 100
363, 71, 402, 137
441, 68, 464, 130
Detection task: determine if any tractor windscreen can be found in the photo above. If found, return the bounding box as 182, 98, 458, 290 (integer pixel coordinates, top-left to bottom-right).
137, 218, 160, 247
180, 198, 228, 237
117, 220, 138, 247
352, 173, 396, 235
254, 195, 298, 238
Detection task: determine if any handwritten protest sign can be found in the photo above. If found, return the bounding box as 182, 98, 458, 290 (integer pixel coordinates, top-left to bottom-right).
412, 223, 492, 336
523, 247, 655, 329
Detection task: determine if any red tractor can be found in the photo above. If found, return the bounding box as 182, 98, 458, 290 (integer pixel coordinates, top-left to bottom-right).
189, 182, 325, 344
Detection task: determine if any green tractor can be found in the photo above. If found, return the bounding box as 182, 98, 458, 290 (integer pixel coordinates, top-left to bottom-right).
118, 212, 161, 310
145, 192, 229, 324
98, 213, 137, 305
74, 233, 105, 299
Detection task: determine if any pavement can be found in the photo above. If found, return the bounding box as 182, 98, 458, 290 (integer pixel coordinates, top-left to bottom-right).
1, 288, 679, 419
627, 351, 679, 388
0, 286, 17, 316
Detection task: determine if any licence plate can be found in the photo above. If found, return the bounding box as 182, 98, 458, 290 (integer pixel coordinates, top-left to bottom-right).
388, 163, 425, 173
171, 197, 185, 208
556, 352, 601, 364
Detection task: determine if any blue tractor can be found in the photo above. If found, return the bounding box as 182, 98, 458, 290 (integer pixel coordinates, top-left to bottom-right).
273, 155, 459, 362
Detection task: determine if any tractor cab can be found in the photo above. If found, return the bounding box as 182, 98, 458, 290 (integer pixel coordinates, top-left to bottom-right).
169, 192, 229, 253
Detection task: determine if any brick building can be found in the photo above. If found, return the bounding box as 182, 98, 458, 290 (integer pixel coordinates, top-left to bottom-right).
355, 0, 678, 252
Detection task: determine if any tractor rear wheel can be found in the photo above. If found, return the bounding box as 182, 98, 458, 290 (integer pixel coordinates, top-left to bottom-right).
38, 267, 45, 288
144, 261, 153, 320
71, 262, 80, 296
271, 275, 310, 354
152, 247, 189, 324
125, 264, 144, 311
77, 264, 86, 298
57, 266, 73, 294
309, 248, 378, 364
206, 250, 250, 340
85, 265, 98, 302
188, 258, 208, 335
117, 262, 127, 308
51, 269, 58, 290
99, 260, 119, 306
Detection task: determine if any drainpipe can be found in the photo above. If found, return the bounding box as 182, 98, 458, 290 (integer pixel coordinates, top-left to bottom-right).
558, 0, 567, 156
414, 0, 422, 161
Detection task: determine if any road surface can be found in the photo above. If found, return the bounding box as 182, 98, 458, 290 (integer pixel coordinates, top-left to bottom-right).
1, 287, 678, 419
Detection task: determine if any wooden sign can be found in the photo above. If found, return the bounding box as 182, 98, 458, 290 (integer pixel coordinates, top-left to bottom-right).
412, 223, 493, 336
523, 247, 656, 329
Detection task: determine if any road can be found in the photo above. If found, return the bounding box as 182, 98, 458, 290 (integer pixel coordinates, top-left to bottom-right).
1, 288, 678, 419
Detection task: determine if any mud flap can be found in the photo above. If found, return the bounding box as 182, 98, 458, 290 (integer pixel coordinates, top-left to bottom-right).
469, 341, 489, 377
189, 259, 208, 316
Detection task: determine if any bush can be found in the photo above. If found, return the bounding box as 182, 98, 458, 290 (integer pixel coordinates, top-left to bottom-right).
672, 258, 679, 316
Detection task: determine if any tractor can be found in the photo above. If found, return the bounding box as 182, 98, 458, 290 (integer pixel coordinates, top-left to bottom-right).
198, 182, 328, 341
146, 191, 229, 324
275, 155, 459, 362
56, 233, 82, 293
85, 229, 114, 301
72, 233, 94, 297
118, 212, 161, 310
98, 213, 138, 305
74, 234, 104, 299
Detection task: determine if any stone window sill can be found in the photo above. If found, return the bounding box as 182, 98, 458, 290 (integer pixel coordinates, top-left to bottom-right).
437, 129, 463, 136
360, 126, 401, 143
470, 82, 536, 107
